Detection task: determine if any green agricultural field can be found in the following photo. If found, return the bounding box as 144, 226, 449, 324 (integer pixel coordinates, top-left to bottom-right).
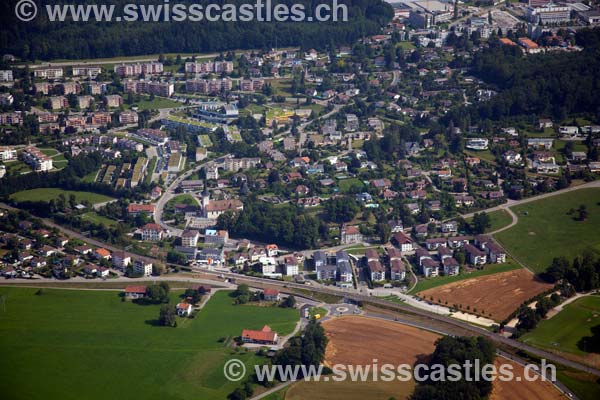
521, 296, 600, 356
10, 188, 114, 205
0, 288, 298, 400
494, 188, 600, 272
409, 262, 521, 294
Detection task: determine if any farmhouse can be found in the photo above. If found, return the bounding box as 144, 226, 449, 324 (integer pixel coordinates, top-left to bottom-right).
176, 302, 193, 317
263, 288, 280, 302
241, 325, 278, 345
124, 285, 147, 299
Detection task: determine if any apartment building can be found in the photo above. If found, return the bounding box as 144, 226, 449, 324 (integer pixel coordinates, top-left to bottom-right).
22, 147, 53, 172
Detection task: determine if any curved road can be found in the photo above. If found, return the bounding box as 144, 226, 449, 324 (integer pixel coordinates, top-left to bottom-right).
153, 155, 230, 236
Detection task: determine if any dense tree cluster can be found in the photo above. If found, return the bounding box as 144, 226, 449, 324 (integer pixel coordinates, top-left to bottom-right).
147, 282, 171, 303
1, 0, 392, 60
0, 153, 103, 197
541, 252, 600, 292
444, 29, 600, 129
216, 197, 321, 249
323, 196, 360, 223
411, 336, 496, 400
270, 319, 328, 375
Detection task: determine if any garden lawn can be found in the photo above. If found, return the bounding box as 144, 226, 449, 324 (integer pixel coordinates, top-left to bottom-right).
10, 188, 114, 204
80, 211, 118, 227
129, 96, 181, 111
494, 188, 600, 272
0, 288, 298, 400
520, 296, 600, 356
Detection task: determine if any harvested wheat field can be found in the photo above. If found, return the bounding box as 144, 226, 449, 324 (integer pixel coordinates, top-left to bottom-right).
286, 316, 564, 400
323, 316, 440, 366
286, 316, 439, 400
417, 269, 553, 322
490, 359, 565, 400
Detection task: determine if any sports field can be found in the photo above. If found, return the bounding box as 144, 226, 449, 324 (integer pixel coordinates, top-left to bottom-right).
10, 188, 113, 205
494, 188, 600, 272
521, 296, 600, 367
0, 288, 298, 400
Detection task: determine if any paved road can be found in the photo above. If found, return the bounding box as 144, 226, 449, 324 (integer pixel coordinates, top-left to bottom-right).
20, 48, 301, 69
153, 155, 230, 236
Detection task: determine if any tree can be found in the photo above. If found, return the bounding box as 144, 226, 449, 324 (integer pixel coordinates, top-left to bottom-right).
577, 204, 588, 221
471, 212, 491, 234
324, 196, 360, 223
158, 304, 177, 327
184, 288, 202, 304
147, 283, 170, 303
377, 222, 391, 244
281, 295, 297, 308
232, 284, 251, 304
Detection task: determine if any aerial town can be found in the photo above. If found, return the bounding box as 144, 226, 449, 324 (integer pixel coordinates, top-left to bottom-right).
1, 1, 600, 400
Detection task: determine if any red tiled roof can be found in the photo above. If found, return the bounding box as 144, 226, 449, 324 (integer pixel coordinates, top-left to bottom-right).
264, 288, 279, 296
124, 285, 147, 294
128, 203, 155, 213
242, 325, 277, 342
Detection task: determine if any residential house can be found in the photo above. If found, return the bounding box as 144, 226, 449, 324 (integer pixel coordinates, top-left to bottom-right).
241, 325, 278, 345
392, 232, 414, 253
464, 244, 486, 265
368, 260, 386, 282
133, 259, 153, 276
94, 248, 111, 260
421, 258, 439, 277
181, 229, 200, 248
390, 259, 406, 281
442, 257, 460, 276
140, 223, 164, 241
341, 225, 362, 245
486, 242, 507, 263
425, 238, 447, 250
176, 302, 193, 317
112, 251, 131, 270
124, 285, 147, 299
263, 289, 280, 301
283, 255, 299, 276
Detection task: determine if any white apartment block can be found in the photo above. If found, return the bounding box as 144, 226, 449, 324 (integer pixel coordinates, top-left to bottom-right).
72, 66, 102, 78
22, 147, 53, 172
133, 260, 153, 277
0, 70, 13, 82
184, 61, 234, 74
114, 62, 164, 77
0, 147, 17, 161
34, 68, 64, 79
